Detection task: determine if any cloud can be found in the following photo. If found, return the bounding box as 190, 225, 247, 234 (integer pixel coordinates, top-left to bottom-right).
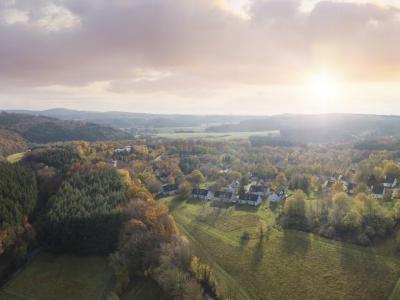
0, 0, 399, 98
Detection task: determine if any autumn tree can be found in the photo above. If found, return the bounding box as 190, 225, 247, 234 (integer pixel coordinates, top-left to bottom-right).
188, 170, 205, 188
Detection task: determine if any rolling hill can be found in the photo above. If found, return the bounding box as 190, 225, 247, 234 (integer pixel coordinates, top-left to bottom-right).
0, 112, 131, 144
0, 129, 27, 159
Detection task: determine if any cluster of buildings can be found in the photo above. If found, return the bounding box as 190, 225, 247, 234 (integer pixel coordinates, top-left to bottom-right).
324, 173, 399, 199
162, 178, 286, 207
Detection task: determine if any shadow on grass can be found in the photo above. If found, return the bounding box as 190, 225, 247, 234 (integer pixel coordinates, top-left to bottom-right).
282, 229, 311, 256
235, 204, 260, 213
239, 236, 250, 252
251, 237, 265, 270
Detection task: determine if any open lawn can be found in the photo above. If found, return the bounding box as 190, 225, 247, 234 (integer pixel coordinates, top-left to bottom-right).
165, 198, 400, 300
156, 130, 279, 140
6, 152, 25, 163
0, 252, 112, 300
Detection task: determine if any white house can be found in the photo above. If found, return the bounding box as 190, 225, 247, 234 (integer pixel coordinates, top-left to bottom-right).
372, 185, 385, 199
383, 175, 398, 188
192, 189, 213, 201
239, 193, 262, 206
249, 185, 269, 197
214, 191, 235, 203
268, 190, 286, 202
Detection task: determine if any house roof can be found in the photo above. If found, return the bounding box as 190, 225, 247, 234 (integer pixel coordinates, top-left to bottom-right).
249, 185, 267, 193
239, 193, 260, 202
163, 184, 178, 192
339, 175, 350, 182
214, 191, 233, 198
372, 185, 385, 195
325, 180, 335, 188
192, 188, 209, 196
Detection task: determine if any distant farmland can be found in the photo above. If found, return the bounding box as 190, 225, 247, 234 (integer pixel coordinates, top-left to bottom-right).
156, 130, 279, 140
166, 199, 400, 300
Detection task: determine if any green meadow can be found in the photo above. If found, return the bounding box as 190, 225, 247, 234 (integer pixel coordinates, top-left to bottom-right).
166, 198, 400, 300
0, 252, 112, 300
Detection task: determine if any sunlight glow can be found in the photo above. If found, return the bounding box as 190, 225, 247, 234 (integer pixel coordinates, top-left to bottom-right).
307, 71, 342, 113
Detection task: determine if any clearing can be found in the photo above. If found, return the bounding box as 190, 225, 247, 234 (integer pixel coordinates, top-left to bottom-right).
6, 152, 25, 163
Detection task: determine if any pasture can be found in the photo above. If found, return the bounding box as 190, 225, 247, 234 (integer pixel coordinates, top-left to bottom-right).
0, 252, 112, 300
167, 199, 400, 300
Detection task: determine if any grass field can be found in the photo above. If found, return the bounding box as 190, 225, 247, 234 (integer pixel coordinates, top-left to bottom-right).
156, 130, 279, 140
6, 152, 25, 163
0, 252, 112, 300
165, 198, 400, 300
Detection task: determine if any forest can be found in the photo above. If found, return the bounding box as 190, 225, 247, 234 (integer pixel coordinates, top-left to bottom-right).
0, 112, 131, 144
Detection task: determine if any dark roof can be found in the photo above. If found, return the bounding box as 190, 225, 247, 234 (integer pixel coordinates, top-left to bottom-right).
385, 175, 397, 184
214, 191, 233, 198
249, 185, 267, 193
372, 185, 385, 195
239, 193, 260, 202
325, 180, 334, 188
368, 174, 378, 186
163, 184, 178, 192
192, 188, 209, 196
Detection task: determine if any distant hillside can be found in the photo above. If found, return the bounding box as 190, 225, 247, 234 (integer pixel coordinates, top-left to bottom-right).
5, 108, 256, 129
0, 129, 27, 158
0, 112, 131, 144
207, 114, 400, 142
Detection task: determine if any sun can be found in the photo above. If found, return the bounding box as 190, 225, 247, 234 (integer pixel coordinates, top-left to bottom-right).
306, 71, 342, 113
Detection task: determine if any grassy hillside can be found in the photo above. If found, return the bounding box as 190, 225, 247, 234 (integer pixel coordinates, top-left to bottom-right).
0, 252, 111, 300
0, 112, 131, 143
166, 199, 400, 300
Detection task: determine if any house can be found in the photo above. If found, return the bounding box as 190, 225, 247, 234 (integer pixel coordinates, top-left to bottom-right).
192, 189, 213, 201
227, 180, 240, 193
162, 184, 178, 196
372, 185, 385, 199
384, 175, 398, 188
267, 190, 286, 202
214, 191, 235, 203
249, 185, 269, 197
239, 193, 262, 206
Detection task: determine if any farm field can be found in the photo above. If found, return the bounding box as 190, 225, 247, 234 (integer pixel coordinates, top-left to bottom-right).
166, 199, 400, 300
155, 130, 279, 140
0, 252, 112, 300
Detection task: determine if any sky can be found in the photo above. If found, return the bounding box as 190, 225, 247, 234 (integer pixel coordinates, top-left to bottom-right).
0, 0, 400, 115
